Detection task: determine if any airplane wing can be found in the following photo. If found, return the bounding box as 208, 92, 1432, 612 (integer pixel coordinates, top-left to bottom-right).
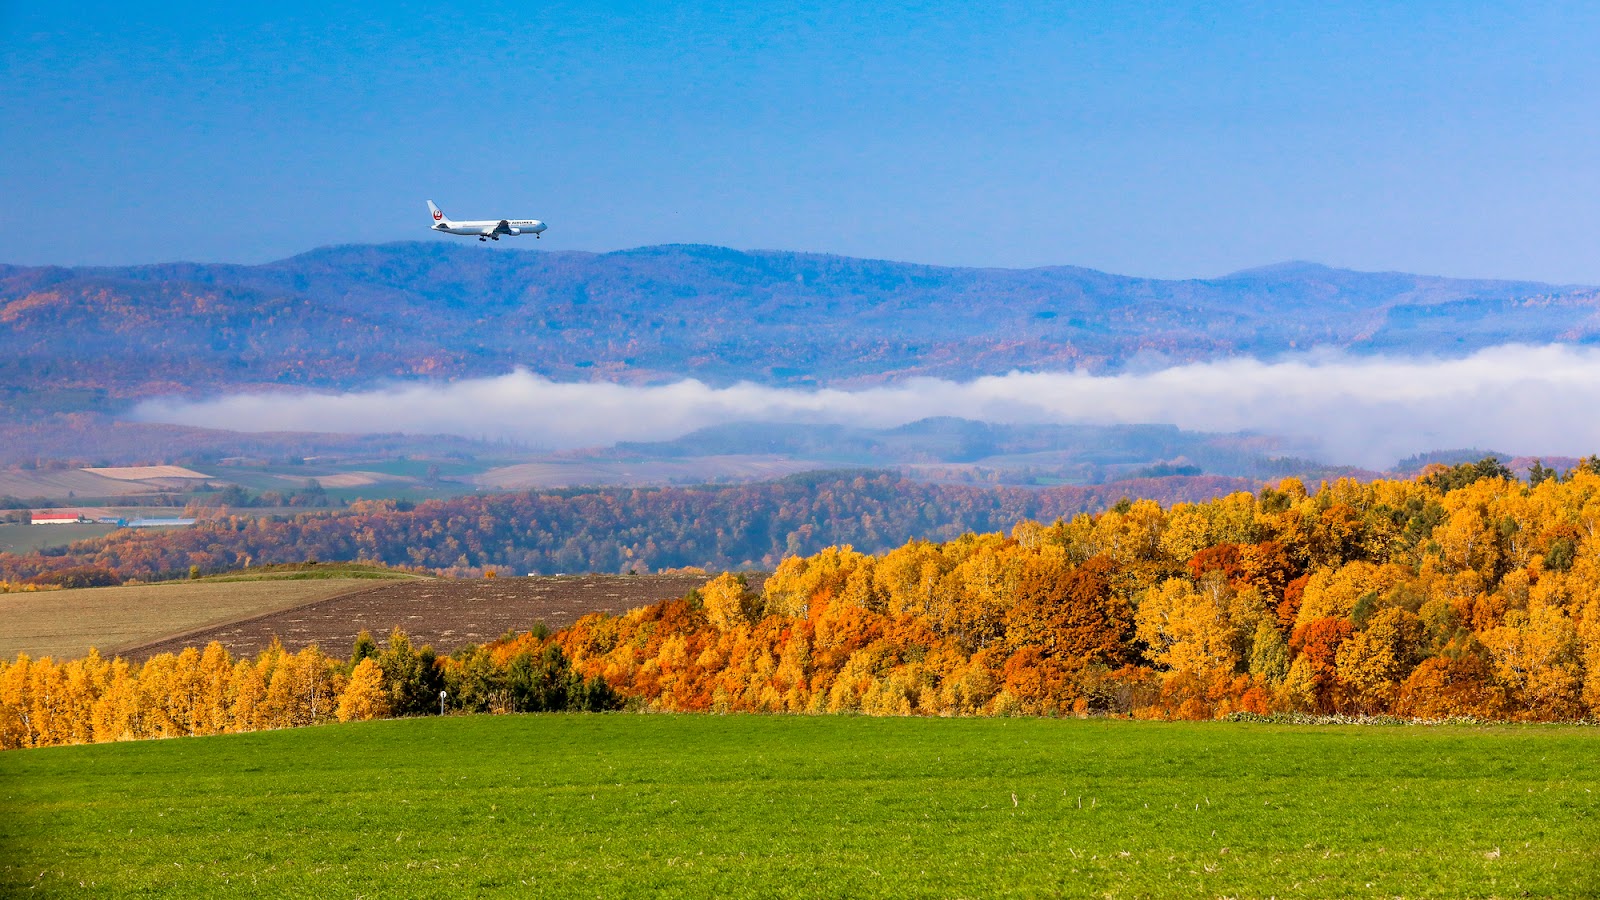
494, 219, 513, 234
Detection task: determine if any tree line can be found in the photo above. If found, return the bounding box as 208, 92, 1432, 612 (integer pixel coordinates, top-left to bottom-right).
0, 628, 616, 750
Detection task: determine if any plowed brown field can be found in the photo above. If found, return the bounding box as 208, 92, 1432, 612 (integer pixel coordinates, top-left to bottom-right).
122, 574, 719, 661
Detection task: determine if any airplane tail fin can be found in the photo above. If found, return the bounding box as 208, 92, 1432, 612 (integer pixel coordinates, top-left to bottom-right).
427, 200, 449, 226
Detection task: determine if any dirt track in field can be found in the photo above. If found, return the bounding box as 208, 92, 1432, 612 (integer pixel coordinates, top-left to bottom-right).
122, 574, 718, 661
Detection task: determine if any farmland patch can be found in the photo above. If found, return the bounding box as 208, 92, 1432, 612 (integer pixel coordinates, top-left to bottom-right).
81, 465, 211, 481
0, 468, 157, 499
0, 522, 118, 554
121, 573, 716, 661
0, 578, 397, 660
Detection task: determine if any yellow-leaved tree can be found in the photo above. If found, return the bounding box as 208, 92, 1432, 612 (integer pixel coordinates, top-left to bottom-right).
702, 572, 755, 632
1479, 603, 1585, 720
337, 658, 391, 722
1135, 576, 1241, 680
1334, 607, 1425, 714
0, 655, 34, 749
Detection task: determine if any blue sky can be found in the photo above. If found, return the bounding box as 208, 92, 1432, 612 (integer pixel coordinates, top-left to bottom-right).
5, 1, 1600, 281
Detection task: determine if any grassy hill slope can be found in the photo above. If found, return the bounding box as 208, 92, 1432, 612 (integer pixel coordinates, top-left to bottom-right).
2, 714, 1595, 897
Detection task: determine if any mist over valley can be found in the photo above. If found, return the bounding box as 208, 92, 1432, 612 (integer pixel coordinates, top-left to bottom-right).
5, 242, 1599, 481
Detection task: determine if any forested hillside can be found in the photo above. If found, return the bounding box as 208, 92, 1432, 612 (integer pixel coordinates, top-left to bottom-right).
0, 472, 1256, 582
563, 458, 1600, 722
8, 458, 1600, 750
5, 244, 1597, 416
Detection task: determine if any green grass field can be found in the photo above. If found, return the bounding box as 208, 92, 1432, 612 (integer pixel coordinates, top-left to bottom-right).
2, 716, 1596, 897
0, 522, 118, 554
189, 561, 430, 584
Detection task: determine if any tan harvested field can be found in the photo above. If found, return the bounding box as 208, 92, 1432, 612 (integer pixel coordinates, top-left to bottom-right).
474, 454, 823, 489
80, 465, 211, 481
0, 578, 395, 661
124, 574, 720, 661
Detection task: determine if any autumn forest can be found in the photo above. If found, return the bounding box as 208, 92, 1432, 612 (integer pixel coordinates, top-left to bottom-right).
7, 458, 1600, 748
0, 471, 1259, 584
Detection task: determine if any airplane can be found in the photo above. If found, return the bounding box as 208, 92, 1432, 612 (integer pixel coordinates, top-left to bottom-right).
426, 200, 547, 241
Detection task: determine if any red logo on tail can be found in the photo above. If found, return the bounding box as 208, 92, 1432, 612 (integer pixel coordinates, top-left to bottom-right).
432, 209, 443, 221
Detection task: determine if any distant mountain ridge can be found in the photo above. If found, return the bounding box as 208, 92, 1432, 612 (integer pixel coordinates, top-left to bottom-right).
3, 242, 1598, 416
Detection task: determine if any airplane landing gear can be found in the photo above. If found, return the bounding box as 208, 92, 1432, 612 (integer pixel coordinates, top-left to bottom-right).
478, 236, 487, 241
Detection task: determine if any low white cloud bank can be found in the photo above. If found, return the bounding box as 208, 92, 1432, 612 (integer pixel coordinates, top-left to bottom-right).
132, 344, 1600, 469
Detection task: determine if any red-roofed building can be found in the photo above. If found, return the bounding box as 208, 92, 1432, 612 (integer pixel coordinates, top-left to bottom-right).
30, 512, 87, 525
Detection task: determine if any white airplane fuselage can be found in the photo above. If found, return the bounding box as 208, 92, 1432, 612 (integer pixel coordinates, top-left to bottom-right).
427, 201, 547, 241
